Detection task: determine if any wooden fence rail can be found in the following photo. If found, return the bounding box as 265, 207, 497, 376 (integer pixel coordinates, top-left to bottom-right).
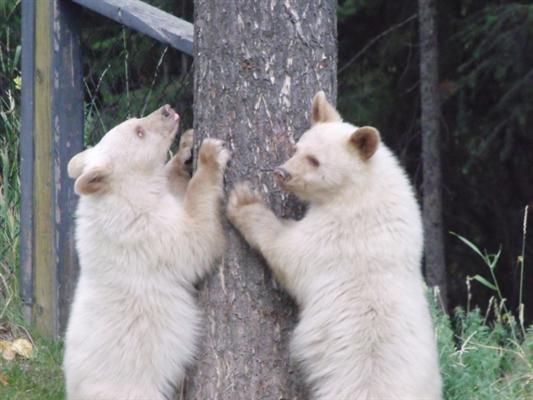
20, 0, 193, 338
70, 0, 193, 54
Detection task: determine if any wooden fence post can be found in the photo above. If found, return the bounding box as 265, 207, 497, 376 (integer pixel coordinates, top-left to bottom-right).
21, 0, 84, 337
20, 0, 36, 326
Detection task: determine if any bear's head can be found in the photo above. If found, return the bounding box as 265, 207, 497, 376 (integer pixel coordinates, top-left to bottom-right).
68, 104, 180, 196
274, 91, 381, 203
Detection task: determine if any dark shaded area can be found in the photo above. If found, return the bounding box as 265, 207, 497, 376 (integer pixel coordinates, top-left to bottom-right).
337, 0, 533, 320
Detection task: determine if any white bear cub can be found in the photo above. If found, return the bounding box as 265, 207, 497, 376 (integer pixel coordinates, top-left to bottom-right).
227, 92, 442, 399
64, 105, 229, 400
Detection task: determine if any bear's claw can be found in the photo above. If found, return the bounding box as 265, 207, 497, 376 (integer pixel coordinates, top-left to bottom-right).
227, 182, 263, 222
199, 138, 231, 171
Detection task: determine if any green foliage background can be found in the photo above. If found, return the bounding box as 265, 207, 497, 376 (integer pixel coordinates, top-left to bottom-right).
337, 0, 533, 319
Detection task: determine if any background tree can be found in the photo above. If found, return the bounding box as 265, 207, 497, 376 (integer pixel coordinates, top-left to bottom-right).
185, 1, 337, 398
418, 0, 447, 308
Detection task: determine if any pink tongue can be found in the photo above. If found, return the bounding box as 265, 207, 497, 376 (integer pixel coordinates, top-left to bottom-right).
173, 113, 180, 121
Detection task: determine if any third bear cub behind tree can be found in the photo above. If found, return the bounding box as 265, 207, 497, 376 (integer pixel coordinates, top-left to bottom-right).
227, 92, 442, 400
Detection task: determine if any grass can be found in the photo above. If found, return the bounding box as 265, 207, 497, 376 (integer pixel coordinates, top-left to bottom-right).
0, 336, 64, 399
0, 0, 22, 339
0, 2, 63, 398
434, 300, 533, 399
435, 227, 533, 399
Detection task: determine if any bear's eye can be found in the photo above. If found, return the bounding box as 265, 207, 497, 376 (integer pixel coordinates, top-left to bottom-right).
306, 155, 320, 167
135, 126, 145, 139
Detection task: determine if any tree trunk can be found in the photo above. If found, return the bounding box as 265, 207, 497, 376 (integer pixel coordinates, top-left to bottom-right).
418, 0, 448, 309
186, 1, 337, 398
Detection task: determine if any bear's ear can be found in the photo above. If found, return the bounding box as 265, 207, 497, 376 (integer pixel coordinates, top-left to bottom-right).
311, 91, 342, 124
74, 162, 112, 196
349, 126, 381, 161
68, 148, 92, 179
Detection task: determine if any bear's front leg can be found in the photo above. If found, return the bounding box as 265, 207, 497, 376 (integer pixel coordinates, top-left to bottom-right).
227, 183, 293, 289
182, 138, 230, 280
166, 129, 194, 198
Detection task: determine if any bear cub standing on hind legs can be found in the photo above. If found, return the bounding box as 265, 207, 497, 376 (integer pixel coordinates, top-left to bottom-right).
227, 92, 442, 400
63, 105, 230, 400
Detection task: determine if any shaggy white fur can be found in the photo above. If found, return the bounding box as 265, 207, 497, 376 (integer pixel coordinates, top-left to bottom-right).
227, 92, 442, 400
63, 105, 229, 400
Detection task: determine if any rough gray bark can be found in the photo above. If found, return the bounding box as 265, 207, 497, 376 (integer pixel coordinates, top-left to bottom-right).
186, 1, 337, 398
418, 0, 448, 309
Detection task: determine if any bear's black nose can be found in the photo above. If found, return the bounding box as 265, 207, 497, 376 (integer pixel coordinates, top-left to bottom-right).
162, 104, 171, 118
273, 167, 291, 182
